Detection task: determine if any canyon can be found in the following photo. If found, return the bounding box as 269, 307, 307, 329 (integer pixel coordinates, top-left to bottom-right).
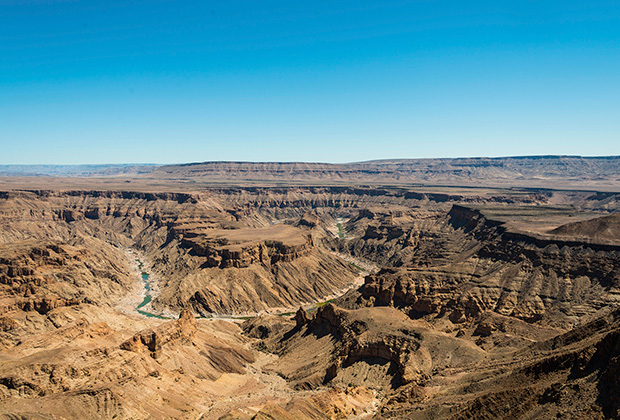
0, 158, 620, 419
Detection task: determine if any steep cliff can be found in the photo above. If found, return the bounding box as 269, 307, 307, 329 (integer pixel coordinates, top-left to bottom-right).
345, 205, 620, 328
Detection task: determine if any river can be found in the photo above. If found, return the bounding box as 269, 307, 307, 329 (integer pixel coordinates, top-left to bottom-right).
132, 251, 376, 321
135, 259, 169, 319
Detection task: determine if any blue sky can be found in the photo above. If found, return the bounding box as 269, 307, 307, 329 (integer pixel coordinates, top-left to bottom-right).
1, 0, 619, 164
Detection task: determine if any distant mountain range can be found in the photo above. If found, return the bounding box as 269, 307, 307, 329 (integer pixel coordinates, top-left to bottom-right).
2, 156, 620, 190
0, 164, 159, 177
147, 155, 620, 189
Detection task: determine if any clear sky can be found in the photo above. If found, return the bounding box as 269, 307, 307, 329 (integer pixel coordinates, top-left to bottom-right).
1, 0, 619, 164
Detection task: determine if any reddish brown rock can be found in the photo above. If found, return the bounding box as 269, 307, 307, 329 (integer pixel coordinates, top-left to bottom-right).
120, 308, 197, 357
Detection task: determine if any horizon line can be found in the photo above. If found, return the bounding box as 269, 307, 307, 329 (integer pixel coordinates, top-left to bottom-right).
2, 154, 620, 167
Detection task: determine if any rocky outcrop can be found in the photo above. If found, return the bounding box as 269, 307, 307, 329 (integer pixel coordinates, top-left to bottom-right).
349, 205, 620, 326
15, 296, 80, 315
549, 212, 620, 244
220, 386, 377, 420
311, 305, 430, 386
382, 307, 620, 419
251, 305, 483, 392
243, 314, 295, 340
181, 235, 313, 269
181, 244, 359, 315
294, 307, 310, 328
0, 241, 133, 324
296, 211, 320, 229
154, 220, 359, 314
0, 310, 260, 420
120, 308, 197, 357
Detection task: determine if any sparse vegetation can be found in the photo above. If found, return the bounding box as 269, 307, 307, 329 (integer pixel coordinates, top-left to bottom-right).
316, 299, 334, 308
348, 262, 364, 271
336, 222, 345, 238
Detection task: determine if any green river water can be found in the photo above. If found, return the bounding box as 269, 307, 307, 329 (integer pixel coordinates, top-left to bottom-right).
135, 260, 169, 319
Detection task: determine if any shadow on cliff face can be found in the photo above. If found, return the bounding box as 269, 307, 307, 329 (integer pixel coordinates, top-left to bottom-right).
244, 304, 484, 393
